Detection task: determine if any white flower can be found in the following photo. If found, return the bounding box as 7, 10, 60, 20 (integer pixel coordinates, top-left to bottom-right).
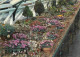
7, 35, 10, 38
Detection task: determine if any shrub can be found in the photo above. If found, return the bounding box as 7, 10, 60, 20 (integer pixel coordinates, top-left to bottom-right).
34, 1, 44, 16
23, 6, 33, 19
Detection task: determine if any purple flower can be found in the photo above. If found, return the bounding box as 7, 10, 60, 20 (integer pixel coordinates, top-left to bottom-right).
31, 25, 46, 32
12, 33, 27, 39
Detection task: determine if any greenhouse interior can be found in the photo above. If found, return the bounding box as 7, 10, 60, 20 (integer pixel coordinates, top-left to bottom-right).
0, 0, 80, 57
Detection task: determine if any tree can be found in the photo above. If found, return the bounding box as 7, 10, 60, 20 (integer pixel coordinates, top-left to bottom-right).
34, 1, 45, 16
23, 6, 33, 19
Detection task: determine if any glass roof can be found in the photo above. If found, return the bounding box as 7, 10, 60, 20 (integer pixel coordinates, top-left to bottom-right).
0, 4, 12, 9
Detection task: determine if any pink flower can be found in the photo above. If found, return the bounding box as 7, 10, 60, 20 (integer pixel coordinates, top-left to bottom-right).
9, 41, 13, 44
54, 34, 59, 37
31, 25, 46, 31
3, 43, 9, 46
50, 43, 53, 47
21, 44, 27, 48
47, 44, 49, 46
9, 45, 11, 47
13, 34, 17, 39
12, 45, 14, 48
14, 43, 18, 46
46, 32, 50, 36
13, 33, 27, 39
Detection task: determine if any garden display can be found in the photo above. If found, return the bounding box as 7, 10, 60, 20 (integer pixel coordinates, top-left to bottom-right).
0, 1, 79, 57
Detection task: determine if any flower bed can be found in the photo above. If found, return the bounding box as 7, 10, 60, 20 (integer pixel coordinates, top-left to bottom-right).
0, 1, 80, 57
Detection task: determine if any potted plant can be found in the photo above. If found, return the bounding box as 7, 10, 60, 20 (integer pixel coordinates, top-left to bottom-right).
40, 40, 54, 53
0, 24, 15, 40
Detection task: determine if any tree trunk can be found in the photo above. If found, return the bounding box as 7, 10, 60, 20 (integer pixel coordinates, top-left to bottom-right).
39, 13, 41, 16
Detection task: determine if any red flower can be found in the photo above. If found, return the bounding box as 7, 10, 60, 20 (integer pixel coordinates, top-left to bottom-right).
25, 19, 29, 22
30, 20, 41, 26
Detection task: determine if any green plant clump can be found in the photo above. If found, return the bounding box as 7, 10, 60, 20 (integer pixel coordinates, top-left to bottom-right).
23, 6, 33, 19
0, 24, 15, 38
49, 6, 61, 15
34, 1, 45, 16
58, 0, 68, 6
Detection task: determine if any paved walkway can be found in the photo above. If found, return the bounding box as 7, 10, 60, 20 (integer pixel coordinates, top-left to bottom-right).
67, 16, 80, 57
67, 30, 80, 57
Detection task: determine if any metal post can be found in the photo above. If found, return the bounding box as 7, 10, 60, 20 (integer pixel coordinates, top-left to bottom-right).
13, 1, 23, 21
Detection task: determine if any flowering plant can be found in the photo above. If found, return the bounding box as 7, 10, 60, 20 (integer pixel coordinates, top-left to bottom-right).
12, 33, 27, 40
2, 33, 30, 53
24, 20, 32, 25
47, 20, 61, 25
2, 39, 30, 53
0, 24, 15, 40
67, 5, 76, 11
31, 25, 46, 32
46, 32, 59, 40
54, 15, 65, 20
40, 40, 54, 48
61, 10, 66, 13
30, 20, 41, 26
56, 24, 64, 29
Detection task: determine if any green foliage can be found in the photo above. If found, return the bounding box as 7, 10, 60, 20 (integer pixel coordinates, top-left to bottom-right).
58, 0, 68, 6
51, 0, 56, 7
58, 0, 75, 6
23, 6, 33, 18
68, 1, 75, 5
24, 20, 32, 25
31, 17, 37, 20
49, 6, 60, 15
34, 1, 45, 16
0, 24, 15, 37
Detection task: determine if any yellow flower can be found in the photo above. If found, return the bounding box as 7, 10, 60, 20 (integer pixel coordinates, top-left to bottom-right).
57, 15, 63, 17
2, 24, 5, 26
